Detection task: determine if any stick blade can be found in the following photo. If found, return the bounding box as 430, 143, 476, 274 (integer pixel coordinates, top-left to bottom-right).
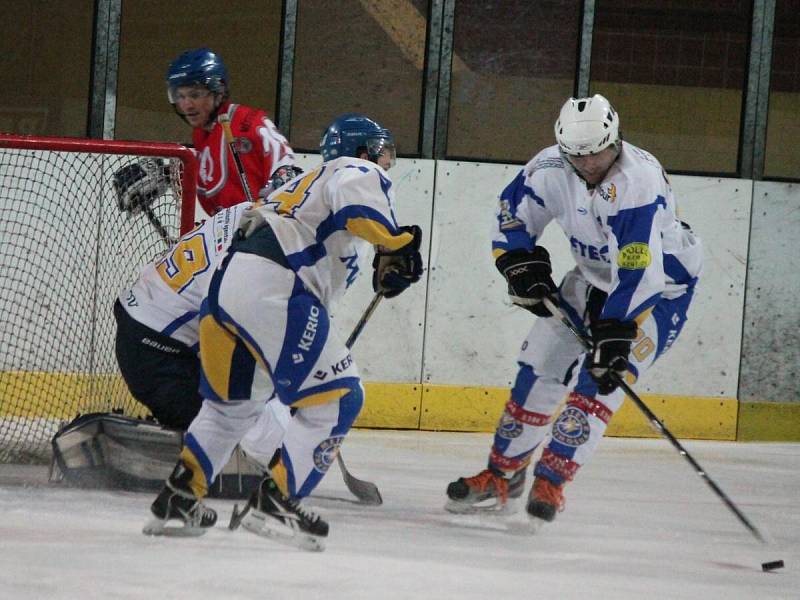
337, 452, 382, 505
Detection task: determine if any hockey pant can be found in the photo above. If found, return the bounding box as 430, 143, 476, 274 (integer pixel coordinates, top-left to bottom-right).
182, 252, 364, 500
490, 268, 695, 486
113, 299, 202, 430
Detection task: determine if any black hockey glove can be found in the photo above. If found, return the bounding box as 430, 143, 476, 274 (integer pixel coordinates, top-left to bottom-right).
112, 158, 171, 214
589, 318, 638, 394
372, 225, 424, 299
495, 247, 557, 317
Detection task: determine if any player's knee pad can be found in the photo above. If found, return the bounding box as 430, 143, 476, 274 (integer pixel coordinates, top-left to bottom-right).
490, 364, 568, 470
534, 392, 615, 485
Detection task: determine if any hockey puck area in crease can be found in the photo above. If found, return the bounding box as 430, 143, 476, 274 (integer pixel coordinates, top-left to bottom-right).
761, 560, 784, 572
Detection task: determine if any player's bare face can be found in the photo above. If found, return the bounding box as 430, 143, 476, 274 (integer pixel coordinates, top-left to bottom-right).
174, 86, 216, 129
567, 146, 619, 185
376, 151, 393, 171
359, 146, 396, 171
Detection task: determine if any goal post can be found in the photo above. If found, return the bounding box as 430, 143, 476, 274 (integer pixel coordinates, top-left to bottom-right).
0, 134, 198, 462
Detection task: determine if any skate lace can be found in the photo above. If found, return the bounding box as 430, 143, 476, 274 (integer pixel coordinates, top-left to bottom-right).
465, 469, 509, 503
185, 500, 215, 525
532, 478, 565, 512
288, 498, 319, 524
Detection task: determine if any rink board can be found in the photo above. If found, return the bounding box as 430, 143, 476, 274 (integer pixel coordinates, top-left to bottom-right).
2, 159, 799, 443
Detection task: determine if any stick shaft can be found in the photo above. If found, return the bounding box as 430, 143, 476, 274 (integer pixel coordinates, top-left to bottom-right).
218, 114, 255, 203
346, 293, 383, 349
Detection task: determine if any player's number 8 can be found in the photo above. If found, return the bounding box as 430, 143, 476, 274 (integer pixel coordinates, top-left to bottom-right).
155, 233, 210, 292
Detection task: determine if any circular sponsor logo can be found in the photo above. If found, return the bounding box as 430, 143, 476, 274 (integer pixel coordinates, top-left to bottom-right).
497, 413, 523, 439
552, 406, 590, 446
617, 242, 651, 270
313, 435, 344, 472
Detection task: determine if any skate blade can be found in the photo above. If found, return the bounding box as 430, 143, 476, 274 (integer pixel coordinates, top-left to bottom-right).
142, 516, 209, 537
241, 510, 325, 552
523, 514, 548, 535
444, 498, 518, 516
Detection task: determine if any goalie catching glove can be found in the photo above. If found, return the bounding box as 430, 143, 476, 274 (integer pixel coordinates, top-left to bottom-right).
588, 318, 638, 394
113, 158, 172, 214
372, 225, 424, 298
495, 247, 557, 317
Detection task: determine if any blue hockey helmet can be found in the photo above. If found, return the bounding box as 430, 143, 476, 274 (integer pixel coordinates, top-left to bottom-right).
320, 113, 396, 167
166, 48, 229, 104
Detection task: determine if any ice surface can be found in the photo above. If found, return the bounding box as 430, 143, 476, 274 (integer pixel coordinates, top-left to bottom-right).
0, 430, 797, 600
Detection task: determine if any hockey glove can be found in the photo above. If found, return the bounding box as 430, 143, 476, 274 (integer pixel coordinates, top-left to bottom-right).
372, 225, 424, 299
495, 247, 557, 317
113, 158, 171, 214
588, 318, 638, 394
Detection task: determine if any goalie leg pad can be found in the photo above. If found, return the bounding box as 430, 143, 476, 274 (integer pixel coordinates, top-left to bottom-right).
51, 413, 182, 492
50, 412, 263, 499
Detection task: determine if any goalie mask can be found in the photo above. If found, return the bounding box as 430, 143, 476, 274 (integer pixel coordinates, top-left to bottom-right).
112, 158, 171, 215
320, 113, 396, 169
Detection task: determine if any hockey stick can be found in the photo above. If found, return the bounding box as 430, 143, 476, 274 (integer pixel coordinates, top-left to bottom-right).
142, 203, 177, 248
336, 292, 385, 505
218, 113, 255, 204
540, 295, 766, 543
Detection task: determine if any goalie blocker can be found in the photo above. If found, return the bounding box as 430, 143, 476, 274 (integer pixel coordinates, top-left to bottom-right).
51, 413, 261, 499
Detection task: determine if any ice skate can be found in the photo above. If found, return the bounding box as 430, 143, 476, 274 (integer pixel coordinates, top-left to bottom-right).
445, 467, 525, 514
525, 476, 565, 532
143, 461, 217, 537
238, 474, 329, 552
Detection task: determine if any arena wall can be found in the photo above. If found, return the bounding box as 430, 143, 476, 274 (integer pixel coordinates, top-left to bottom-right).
2, 155, 797, 443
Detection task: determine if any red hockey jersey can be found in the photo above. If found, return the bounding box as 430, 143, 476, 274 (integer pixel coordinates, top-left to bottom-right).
191, 101, 294, 215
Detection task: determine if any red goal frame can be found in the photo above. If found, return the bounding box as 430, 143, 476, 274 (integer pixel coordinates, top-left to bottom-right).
0, 134, 198, 235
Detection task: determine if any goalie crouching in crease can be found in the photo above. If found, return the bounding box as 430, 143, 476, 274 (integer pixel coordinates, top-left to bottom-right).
142, 113, 424, 551
445, 94, 702, 530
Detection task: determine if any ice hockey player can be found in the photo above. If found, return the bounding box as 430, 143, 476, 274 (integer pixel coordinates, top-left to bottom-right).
143, 114, 424, 549
110, 199, 291, 495
445, 94, 703, 529
166, 47, 295, 216
114, 199, 287, 436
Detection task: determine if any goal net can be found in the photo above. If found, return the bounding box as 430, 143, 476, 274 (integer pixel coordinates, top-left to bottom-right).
0, 134, 197, 463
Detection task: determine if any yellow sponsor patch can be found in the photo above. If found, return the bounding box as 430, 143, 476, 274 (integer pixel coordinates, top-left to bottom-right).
617, 242, 651, 269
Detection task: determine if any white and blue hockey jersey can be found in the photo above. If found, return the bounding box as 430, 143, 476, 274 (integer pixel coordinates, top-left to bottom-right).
119, 202, 251, 349
252, 155, 411, 307
492, 143, 703, 321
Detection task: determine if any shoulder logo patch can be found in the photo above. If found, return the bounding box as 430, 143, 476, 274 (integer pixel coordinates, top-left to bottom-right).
617, 242, 651, 269
598, 183, 617, 203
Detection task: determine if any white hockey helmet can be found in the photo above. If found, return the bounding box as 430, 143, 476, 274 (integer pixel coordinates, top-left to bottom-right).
554, 94, 620, 156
